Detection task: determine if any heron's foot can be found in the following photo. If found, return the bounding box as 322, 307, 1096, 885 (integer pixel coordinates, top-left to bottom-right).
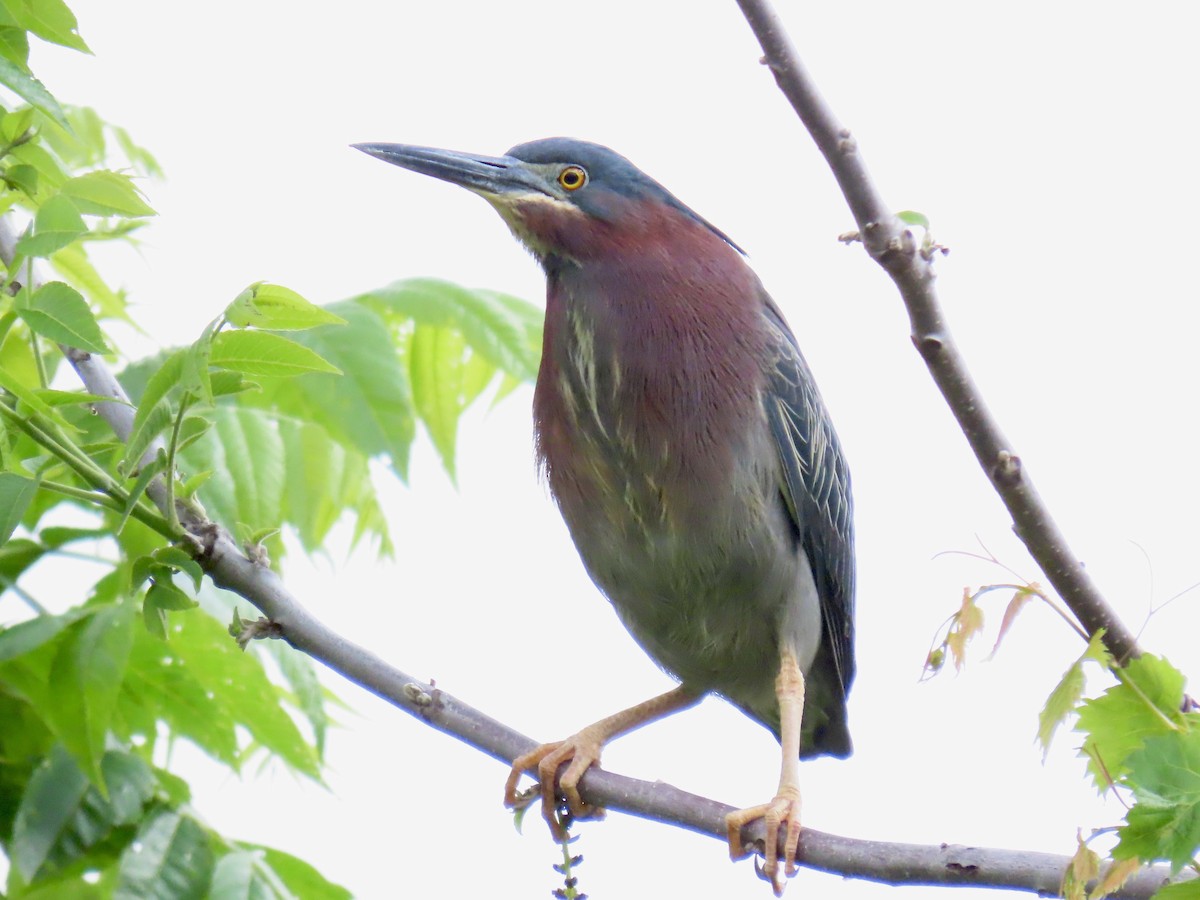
503, 732, 607, 839
725, 785, 802, 896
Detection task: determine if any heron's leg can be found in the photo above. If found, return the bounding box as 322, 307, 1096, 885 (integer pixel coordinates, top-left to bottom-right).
725, 647, 805, 896
504, 684, 701, 839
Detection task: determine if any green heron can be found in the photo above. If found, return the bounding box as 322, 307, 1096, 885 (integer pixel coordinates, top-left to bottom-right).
355, 137, 855, 893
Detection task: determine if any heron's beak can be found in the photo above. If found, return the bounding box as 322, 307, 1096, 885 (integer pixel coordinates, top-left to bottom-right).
352, 143, 550, 198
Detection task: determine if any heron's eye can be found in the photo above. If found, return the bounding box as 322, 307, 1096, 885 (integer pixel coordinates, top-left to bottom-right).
558, 165, 587, 191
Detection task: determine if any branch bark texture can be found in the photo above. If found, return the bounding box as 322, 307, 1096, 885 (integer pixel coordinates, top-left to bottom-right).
733, 0, 1141, 666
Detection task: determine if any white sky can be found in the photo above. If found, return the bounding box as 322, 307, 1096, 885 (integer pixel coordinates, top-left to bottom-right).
28, 1, 1200, 897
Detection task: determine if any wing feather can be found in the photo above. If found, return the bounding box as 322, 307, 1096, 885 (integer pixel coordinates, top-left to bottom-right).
761, 295, 856, 700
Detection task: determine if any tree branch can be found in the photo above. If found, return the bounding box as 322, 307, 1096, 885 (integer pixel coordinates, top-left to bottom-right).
0, 222, 1175, 893
732, 0, 1141, 666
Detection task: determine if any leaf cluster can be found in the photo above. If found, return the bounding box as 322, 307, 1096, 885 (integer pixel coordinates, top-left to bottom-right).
0, 6, 543, 896
926, 569, 1200, 892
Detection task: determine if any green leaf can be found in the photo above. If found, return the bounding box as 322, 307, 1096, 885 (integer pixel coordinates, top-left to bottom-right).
0, 606, 89, 664
121, 350, 185, 472
117, 454, 165, 533
4, 161, 38, 195
178, 469, 211, 498
360, 277, 539, 379
142, 595, 167, 639
182, 321, 217, 405
256, 300, 414, 478
10, 743, 88, 881
268, 642, 329, 757
145, 578, 197, 612
209, 370, 256, 398
16, 281, 109, 353
209, 851, 274, 900
152, 546, 204, 590
60, 170, 155, 217
44, 601, 136, 787
1037, 630, 1111, 758
1039, 659, 1085, 758
16, 194, 86, 257
11, 139, 69, 191
0, 359, 75, 429
11, 745, 156, 882
50, 241, 129, 322
0, 55, 67, 126
210, 330, 341, 377
0, 317, 40, 394
226, 282, 347, 331
0, 471, 37, 543
0, 538, 46, 601
1153, 880, 1200, 898
409, 324, 480, 480
182, 405, 285, 539
1078, 654, 1188, 789
34, 389, 127, 409
276, 416, 357, 552
167, 611, 320, 779
114, 810, 213, 900
896, 209, 931, 229
36, 527, 109, 552
99, 747, 159, 823
0, 24, 30, 65
1115, 730, 1200, 871
243, 844, 353, 900
0, 0, 90, 52
0, 104, 36, 142
112, 124, 163, 178
119, 405, 170, 479
121, 624, 238, 765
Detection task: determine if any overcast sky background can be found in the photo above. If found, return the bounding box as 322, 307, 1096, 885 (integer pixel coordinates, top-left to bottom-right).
26, 2, 1200, 897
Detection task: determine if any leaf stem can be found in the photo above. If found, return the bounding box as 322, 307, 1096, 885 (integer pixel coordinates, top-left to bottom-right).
24, 261, 49, 389
38, 479, 177, 539
163, 395, 193, 533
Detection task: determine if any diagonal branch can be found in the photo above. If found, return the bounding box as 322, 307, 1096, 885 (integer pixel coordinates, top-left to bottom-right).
733, 0, 1141, 666
0, 215, 1183, 895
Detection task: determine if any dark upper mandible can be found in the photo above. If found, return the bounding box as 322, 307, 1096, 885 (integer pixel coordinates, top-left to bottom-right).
353, 137, 743, 253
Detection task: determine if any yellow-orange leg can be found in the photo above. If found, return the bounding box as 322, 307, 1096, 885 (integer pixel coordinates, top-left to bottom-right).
504, 684, 700, 839
725, 648, 806, 896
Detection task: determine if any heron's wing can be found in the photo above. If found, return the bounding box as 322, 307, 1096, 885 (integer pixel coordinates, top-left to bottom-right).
761, 294, 856, 701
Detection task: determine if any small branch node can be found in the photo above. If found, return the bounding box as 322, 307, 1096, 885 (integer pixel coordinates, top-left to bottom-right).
837, 131, 857, 154
945, 861, 981, 875
187, 521, 221, 562
231, 613, 283, 649
992, 450, 1023, 487
837, 230, 861, 245
403, 682, 434, 708
921, 240, 951, 261
243, 540, 271, 568
912, 333, 945, 358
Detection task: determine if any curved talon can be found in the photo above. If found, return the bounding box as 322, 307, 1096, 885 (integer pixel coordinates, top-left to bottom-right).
502, 688, 699, 841
503, 736, 606, 839
725, 787, 801, 897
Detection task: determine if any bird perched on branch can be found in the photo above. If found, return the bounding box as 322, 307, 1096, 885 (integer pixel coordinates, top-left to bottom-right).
355, 137, 855, 894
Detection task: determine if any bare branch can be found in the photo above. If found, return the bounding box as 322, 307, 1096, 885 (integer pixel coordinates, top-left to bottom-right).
0, 208, 1177, 893
733, 0, 1141, 666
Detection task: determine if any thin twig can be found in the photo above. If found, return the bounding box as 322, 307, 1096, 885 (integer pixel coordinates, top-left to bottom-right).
733, 0, 1141, 666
